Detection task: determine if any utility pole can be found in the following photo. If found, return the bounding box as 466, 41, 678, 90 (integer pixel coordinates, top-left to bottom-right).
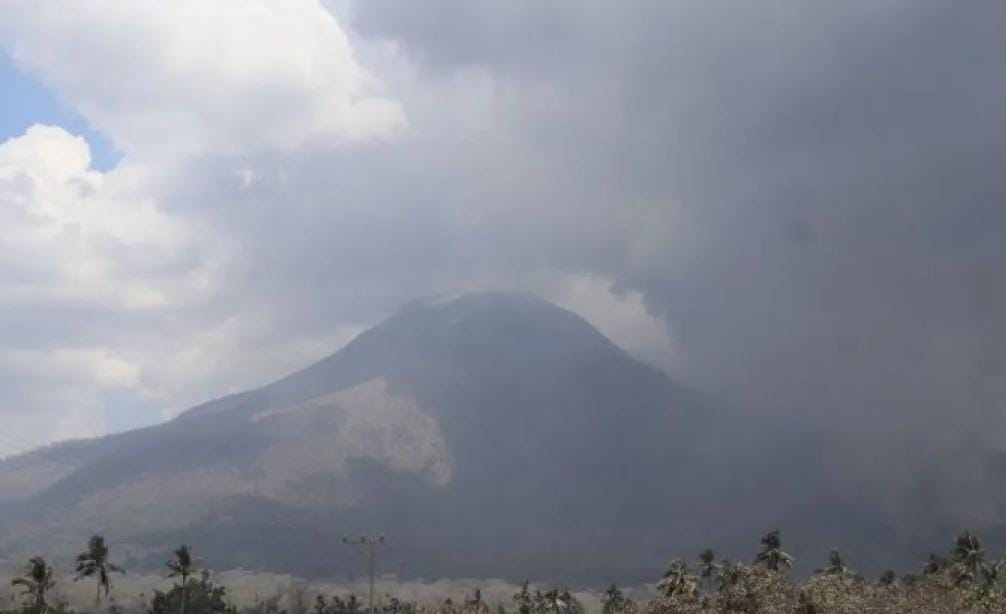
343, 534, 385, 614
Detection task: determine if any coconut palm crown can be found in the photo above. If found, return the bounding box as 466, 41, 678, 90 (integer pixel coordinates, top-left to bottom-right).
166, 545, 200, 614
75, 534, 125, 606
12, 556, 56, 614
755, 530, 794, 572
816, 549, 853, 577
696, 549, 721, 592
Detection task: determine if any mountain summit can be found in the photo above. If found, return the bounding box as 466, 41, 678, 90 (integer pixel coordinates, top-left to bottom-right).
0, 293, 981, 582
0, 293, 731, 582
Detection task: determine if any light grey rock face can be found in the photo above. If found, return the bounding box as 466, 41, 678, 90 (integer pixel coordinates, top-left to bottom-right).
251, 378, 454, 498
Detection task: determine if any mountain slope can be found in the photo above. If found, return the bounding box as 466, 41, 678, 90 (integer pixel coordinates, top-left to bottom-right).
0, 294, 734, 581
0, 293, 964, 583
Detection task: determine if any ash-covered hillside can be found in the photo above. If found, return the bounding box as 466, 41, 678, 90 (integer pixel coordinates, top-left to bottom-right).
0, 294, 987, 583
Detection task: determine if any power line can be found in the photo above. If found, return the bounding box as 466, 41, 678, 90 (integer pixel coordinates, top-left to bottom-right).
343, 534, 385, 614
218, 510, 391, 609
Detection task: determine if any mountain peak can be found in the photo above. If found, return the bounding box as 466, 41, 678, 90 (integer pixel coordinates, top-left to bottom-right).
178, 292, 631, 424
393, 291, 596, 327
0, 291, 708, 583
350, 291, 620, 358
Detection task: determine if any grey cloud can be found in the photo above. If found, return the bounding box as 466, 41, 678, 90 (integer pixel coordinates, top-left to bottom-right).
4, 0, 999, 546
205, 0, 1006, 536
308, 0, 1006, 441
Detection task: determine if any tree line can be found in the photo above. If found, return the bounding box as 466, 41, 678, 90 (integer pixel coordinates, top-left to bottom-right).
9, 538, 197, 614
7, 528, 1006, 614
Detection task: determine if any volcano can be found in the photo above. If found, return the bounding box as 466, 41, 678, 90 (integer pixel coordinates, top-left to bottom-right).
0, 293, 897, 583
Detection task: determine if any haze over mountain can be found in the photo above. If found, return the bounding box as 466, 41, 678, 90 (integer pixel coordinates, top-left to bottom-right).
0, 293, 999, 585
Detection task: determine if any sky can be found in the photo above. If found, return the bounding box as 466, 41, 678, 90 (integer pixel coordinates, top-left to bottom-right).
0, 0, 1003, 482
0, 54, 118, 171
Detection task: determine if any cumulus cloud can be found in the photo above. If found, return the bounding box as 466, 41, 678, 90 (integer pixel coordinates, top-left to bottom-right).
0, 123, 372, 451
0, 125, 198, 309
0, 125, 206, 448
0, 0, 405, 159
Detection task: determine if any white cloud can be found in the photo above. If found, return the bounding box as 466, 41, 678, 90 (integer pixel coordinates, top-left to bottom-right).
547, 274, 679, 372
0, 123, 377, 452
0, 0, 405, 159
0, 125, 202, 310
0, 122, 389, 449
0, 125, 216, 450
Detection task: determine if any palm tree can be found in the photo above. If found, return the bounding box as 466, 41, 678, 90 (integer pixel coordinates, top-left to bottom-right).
559, 589, 583, 614
695, 549, 721, 593
717, 561, 744, 592
657, 560, 697, 598
816, 549, 852, 577
563, 583, 587, 611
166, 545, 199, 614
602, 584, 624, 614
539, 589, 565, 614
953, 530, 983, 560
951, 530, 986, 586
513, 581, 533, 614
314, 594, 330, 614
75, 534, 125, 609
12, 557, 55, 614
755, 530, 794, 572
532, 590, 544, 614
601, 584, 635, 614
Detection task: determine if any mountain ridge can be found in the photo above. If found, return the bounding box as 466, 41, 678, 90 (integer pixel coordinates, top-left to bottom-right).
0, 292, 975, 584
0, 292, 722, 582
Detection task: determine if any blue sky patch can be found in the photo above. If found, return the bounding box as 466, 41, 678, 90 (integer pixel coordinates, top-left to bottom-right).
0, 51, 120, 170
